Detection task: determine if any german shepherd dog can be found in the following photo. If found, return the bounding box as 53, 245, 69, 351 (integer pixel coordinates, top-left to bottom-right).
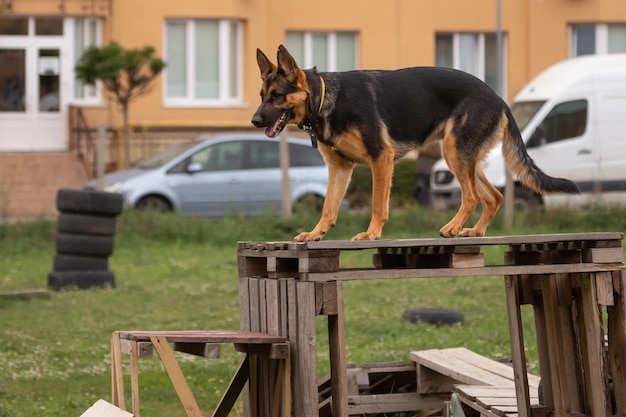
252, 45, 579, 241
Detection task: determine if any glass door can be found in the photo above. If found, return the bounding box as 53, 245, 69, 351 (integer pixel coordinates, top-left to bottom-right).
0, 16, 68, 151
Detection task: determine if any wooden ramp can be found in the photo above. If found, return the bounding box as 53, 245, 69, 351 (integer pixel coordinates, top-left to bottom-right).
411, 347, 542, 417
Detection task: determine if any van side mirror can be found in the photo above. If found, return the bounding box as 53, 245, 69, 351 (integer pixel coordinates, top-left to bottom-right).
526, 127, 545, 148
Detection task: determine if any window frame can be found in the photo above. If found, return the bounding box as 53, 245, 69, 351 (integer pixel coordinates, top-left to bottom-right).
163, 18, 243, 108
285, 31, 359, 72
435, 31, 507, 97
70, 17, 102, 105
570, 23, 626, 57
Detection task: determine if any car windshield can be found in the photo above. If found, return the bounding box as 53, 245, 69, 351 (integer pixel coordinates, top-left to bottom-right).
510, 100, 546, 132
137, 140, 201, 169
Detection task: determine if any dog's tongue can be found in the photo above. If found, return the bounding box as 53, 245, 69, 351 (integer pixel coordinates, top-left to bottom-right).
265, 126, 279, 138
264, 112, 288, 138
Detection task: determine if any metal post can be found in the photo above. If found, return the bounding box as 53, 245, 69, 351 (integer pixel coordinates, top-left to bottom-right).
96, 124, 106, 191
279, 131, 292, 218
497, 0, 515, 229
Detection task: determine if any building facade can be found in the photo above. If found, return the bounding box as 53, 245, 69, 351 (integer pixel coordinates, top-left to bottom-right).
0, 0, 624, 216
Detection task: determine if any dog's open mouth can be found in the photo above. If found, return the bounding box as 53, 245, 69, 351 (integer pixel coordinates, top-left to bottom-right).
265, 111, 291, 138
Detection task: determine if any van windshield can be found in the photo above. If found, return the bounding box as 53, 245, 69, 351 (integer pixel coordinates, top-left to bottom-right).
510, 101, 546, 132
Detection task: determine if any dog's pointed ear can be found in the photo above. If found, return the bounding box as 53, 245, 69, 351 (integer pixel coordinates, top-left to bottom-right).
257, 48, 276, 80
276, 44, 302, 85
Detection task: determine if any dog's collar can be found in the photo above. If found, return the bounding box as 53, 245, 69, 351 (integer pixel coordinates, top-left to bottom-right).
300, 75, 326, 149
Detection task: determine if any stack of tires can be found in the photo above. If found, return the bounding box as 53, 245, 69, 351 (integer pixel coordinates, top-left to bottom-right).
48, 188, 124, 290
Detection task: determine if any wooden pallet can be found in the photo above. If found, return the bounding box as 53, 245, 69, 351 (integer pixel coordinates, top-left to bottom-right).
238, 233, 626, 417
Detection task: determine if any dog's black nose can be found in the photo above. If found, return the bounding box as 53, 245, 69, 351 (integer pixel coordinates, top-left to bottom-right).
251, 113, 264, 128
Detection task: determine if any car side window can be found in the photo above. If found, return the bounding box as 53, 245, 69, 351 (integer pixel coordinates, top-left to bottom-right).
205, 142, 244, 171
289, 143, 326, 167
537, 99, 588, 145
246, 141, 279, 169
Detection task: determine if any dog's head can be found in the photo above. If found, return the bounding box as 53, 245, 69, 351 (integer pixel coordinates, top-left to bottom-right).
251, 45, 310, 138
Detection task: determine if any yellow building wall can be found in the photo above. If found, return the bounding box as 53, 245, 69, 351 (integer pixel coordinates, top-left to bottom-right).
7, 0, 626, 135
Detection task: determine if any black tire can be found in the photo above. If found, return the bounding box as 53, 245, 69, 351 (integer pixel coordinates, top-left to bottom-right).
56, 188, 124, 216
514, 187, 542, 212
135, 195, 172, 212
58, 213, 117, 236
56, 234, 114, 257
293, 194, 325, 214
53, 254, 109, 271
48, 270, 115, 290
402, 308, 464, 326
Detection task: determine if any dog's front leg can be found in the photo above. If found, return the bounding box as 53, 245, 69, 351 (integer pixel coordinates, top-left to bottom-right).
352, 146, 395, 241
294, 144, 355, 241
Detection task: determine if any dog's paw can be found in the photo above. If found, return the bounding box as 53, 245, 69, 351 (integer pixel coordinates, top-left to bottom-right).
351, 232, 380, 241
438, 227, 458, 238
457, 228, 485, 237
293, 231, 324, 242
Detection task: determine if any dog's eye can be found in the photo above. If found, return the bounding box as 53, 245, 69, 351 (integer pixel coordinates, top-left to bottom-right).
270, 90, 284, 100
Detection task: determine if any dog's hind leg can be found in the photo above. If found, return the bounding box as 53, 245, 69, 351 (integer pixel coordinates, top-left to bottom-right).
457, 166, 503, 237
438, 132, 481, 238
294, 143, 355, 242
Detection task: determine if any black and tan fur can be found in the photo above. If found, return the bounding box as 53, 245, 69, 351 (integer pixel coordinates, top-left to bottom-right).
252, 45, 579, 241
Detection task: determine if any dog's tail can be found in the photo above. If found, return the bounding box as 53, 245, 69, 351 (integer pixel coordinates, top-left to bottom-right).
502, 108, 580, 195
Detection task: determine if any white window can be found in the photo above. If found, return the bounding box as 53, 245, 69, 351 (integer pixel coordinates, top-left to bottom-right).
72, 17, 102, 103
571, 23, 626, 56
164, 19, 242, 107
285, 31, 358, 72
435, 32, 505, 96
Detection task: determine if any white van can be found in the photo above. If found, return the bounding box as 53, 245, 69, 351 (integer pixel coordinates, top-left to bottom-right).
431, 54, 626, 210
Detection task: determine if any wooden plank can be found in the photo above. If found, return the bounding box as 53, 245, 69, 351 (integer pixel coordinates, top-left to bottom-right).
347, 392, 451, 414
130, 341, 140, 417
595, 270, 615, 306
174, 342, 220, 358
608, 270, 626, 417
531, 300, 554, 410
580, 273, 611, 416
110, 332, 125, 410
299, 232, 624, 251
327, 281, 349, 417
504, 275, 532, 417
212, 356, 250, 417
411, 348, 516, 387
80, 399, 133, 417
149, 335, 203, 417
455, 386, 539, 401
286, 280, 301, 417
539, 275, 574, 416
239, 276, 251, 332
120, 339, 153, 357
304, 263, 623, 282
583, 247, 625, 263
249, 278, 261, 332
295, 281, 319, 417
458, 394, 501, 417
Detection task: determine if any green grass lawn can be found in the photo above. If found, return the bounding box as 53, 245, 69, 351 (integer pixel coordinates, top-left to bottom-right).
0, 205, 624, 416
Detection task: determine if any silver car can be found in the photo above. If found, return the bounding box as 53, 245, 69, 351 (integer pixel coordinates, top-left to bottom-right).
85, 134, 330, 216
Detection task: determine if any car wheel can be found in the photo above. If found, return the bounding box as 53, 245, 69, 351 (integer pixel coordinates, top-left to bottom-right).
514, 187, 542, 212
135, 195, 172, 212
56, 234, 115, 257
294, 194, 324, 213
58, 213, 117, 236
56, 188, 124, 216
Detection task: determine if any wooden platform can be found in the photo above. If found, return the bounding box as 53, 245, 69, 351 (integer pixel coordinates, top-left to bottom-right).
238, 232, 625, 417
111, 330, 289, 417
412, 347, 541, 417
